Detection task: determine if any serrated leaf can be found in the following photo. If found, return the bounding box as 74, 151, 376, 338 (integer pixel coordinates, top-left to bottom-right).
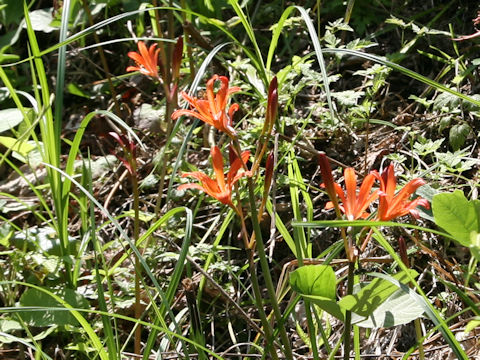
433, 92, 460, 111
18, 288, 89, 327
290, 265, 336, 300
409, 95, 433, 108
352, 288, 424, 328
438, 116, 451, 133
331, 90, 364, 107
432, 190, 480, 247
338, 270, 417, 317
449, 123, 471, 151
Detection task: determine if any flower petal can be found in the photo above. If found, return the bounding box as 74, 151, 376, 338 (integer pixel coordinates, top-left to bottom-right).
211, 146, 226, 191
344, 168, 357, 219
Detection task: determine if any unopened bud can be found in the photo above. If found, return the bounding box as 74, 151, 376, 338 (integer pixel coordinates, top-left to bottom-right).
398, 236, 409, 267
266, 76, 278, 133
318, 153, 338, 210
264, 151, 275, 192
172, 36, 183, 82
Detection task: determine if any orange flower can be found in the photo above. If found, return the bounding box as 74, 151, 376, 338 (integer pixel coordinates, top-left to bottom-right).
324, 167, 379, 220
375, 164, 429, 221
171, 75, 241, 138
126, 41, 160, 78
179, 146, 251, 208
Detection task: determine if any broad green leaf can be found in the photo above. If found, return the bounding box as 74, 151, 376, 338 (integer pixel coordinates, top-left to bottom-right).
122, 210, 155, 223
22, 8, 57, 33
18, 287, 89, 327
12, 227, 76, 256
470, 232, 480, 262
432, 190, 480, 247
449, 123, 471, 151
0, 108, 29, 132
303, 294, 345, 321
352, 288, 424, 328
465, 318, 480, 333
290, 265, 336, 300
338, 270, 417, 317
67, 83, 91, 98
0, 136, 36, 160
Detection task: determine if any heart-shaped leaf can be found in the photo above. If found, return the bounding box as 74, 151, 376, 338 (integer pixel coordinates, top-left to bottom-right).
432, 190, 480, 248
338, 269, 417, 317
290, 264, 336, 300
352, 288, 424, 328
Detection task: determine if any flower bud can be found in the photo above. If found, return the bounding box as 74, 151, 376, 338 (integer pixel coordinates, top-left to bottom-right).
172, 36, 183, 82
264, 151, 275, 192
398, 236, 409, 267
266, 76, 278, 133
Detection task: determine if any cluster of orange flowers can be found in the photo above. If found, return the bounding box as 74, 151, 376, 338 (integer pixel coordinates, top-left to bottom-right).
319, 154, 429, 221
127, 41, 429, 221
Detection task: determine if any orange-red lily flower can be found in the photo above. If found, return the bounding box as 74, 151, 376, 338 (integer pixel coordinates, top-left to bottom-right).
171, 75, 241, 138
375, 164, 429, 221
126, 41, 160, 78
324, 167, 380, 220
179, 146, 251, 208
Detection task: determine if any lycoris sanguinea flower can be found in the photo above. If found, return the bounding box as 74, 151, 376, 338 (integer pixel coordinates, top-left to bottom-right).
322, 165, 379, 220
172, 75, 241, 138
375, 164, 429, 221
126, 41, 160, 78
179, 146, 251, 209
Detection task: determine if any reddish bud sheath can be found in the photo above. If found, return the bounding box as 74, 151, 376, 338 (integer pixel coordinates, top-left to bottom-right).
264, 151, 275, 191
318, 153, 338, 211
266, 76, 278, 133
172, 36, 183, 82
398, 236, 409, 267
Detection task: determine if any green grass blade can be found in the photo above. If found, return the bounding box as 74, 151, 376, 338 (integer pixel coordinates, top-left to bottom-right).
322, 48, 480, 108
0, 331, 53, 360
5, 282, 109, 360
23, 1, 74, 284
266, 198, 296, 256
42, 163, 191, 356
292, 219, 456, 241
288, 150, 309, 260
197, 209, 234, 298
267, 6, 335, 123
371, 228, 468, 359
142, 202, 194, 359
0, 302, 227, 360
83, 158, 119, 360
227, 0, 267, 84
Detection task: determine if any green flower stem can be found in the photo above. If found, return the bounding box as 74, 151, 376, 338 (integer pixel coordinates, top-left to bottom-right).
305, 300, 320, 359
246, 176, 293, 359
131, 171, 142, 355
247, 249, 279, 360
235, 201, 278, 360
343, 261, 355, 360
232, 140, 292, 359
415, 318, 425, 360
